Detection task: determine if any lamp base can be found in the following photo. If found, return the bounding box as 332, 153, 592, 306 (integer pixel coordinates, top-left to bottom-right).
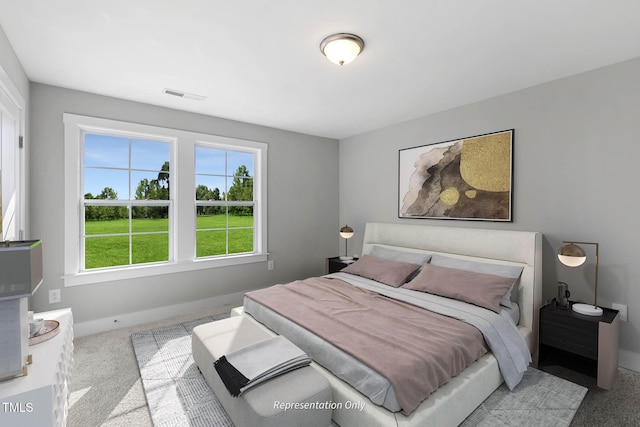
339, 256, 354, 261
572, 303, 603, 316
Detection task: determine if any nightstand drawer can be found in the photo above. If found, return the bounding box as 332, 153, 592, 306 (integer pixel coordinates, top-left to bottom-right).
326, 257, 357, 274
540, 313, 598, 359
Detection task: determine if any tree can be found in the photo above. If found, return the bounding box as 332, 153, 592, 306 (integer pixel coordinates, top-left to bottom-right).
227, 165, 253, 215
155, 161, 170, 201
132, 162, 170, 219
195, 184, 222, 215
84, 187, 127, 220
196, 184, 212, 215
135, 178, 153, 200
84, 192, 98, 221
99, 187, 118, 200
157, 161, 170, 187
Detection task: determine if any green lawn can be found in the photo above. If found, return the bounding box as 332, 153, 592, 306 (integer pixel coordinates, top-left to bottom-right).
84, 214, 253, 269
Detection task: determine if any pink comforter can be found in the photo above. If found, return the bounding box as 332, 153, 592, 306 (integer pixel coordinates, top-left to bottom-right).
245, 277, 488, 414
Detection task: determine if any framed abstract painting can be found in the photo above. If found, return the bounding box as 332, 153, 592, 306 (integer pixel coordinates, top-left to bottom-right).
398, 129, 513, 221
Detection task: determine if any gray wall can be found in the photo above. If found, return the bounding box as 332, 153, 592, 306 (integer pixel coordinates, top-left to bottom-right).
339, 57, 640, 370
28, 83, 339, 327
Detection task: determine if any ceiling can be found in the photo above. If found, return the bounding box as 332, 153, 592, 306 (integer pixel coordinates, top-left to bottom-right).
1, 1, 640, 140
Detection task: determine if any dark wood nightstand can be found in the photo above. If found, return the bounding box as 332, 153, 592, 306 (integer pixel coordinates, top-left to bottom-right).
539, 301, 619, 389
325, 257, 358, 274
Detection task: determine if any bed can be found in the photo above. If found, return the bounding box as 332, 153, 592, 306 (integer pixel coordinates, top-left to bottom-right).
238, 222, 542, 427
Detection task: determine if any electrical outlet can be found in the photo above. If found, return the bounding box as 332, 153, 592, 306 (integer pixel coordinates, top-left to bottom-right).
267, 260, 275, 271
612, 303, 628, 321
49, 289, 61, 304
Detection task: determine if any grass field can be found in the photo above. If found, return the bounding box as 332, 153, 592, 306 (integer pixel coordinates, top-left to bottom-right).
84, 214, 253, 269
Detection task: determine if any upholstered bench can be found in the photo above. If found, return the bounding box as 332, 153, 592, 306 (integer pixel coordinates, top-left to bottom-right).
192, 315, 332, 427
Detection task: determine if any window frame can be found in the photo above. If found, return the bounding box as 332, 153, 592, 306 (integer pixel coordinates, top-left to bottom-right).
195, 142, 257, 258
82, 133, 173, 270
63, 114, 268, 287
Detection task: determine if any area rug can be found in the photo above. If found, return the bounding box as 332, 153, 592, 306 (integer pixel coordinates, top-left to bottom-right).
132, 315, 231, 426
132, 316, 587, 427
459, 367, 587, 426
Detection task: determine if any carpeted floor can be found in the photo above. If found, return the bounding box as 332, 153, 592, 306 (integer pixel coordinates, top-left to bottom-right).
68, 306, 640, 426
131, 315, 232, 427
67, 305, 235, 427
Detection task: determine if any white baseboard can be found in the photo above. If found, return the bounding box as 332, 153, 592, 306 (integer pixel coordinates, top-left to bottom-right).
73, 291, 245, 337
619, 348, 640, 373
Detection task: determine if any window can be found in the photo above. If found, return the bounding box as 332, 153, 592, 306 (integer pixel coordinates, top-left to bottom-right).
63, 114, 267, 286
195, 145, 255, 258
83, 134, 171, 269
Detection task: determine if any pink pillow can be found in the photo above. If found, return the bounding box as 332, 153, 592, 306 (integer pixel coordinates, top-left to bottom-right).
341, 255, 421, 287
402, 263, 515, 312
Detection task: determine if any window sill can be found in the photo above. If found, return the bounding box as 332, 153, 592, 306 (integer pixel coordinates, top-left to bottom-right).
62, 253, 268, 287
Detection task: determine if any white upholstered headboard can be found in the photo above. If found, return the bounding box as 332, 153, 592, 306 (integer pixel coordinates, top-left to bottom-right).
361, 222, 543, 352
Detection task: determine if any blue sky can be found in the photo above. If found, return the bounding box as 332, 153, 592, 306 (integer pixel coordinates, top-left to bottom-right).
83, 134, 253, 199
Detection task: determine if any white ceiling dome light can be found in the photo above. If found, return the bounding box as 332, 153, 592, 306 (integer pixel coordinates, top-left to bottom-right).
320, 33, 365, 66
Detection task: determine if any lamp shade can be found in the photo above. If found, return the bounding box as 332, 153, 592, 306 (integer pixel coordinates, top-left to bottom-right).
320, 33, 364, 66
0, 240, 43, 301
339, 225, 354, 239
557, 243, 587, 267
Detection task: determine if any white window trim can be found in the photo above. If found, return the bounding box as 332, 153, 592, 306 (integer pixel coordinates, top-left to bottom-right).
63, 113, 268, 287
194, 140, 258, 258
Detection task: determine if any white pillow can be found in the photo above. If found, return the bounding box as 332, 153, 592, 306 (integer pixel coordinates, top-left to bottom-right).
370, 246, 432, 265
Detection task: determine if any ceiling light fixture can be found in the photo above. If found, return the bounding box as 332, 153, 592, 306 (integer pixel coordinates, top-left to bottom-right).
162, 88, 206, 101
320, 33, 364, 66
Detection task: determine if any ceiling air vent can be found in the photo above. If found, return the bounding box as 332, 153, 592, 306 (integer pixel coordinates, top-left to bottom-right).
162, 88, 206, 101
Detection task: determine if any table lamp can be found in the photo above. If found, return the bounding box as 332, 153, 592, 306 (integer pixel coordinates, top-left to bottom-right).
557, 241, 603, 316
0, 239, 43, 380
339, 225, 354, 260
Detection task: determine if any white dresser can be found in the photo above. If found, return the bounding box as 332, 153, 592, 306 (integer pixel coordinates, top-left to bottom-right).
0, 308, 73, 427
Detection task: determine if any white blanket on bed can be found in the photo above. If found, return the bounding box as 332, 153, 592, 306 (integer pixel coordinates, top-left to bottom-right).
327, 272, 531, 390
